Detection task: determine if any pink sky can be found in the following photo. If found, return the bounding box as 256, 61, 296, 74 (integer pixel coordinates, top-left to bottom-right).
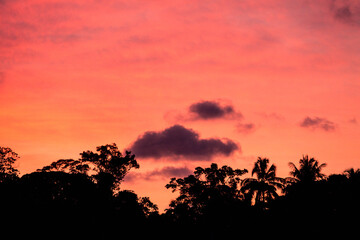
1, 0, 360, 211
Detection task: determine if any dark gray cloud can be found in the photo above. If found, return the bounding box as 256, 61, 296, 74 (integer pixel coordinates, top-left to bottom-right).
300, 117, 336, 131
189, 100, 241, 120
130, 124, 239, 160
236, 123, 255, 134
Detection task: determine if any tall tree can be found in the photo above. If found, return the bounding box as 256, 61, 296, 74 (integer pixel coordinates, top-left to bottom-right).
241, 157, 283, 207
40, 143, 139, 194
0, 147, 19, 182
288, 155, 327, 183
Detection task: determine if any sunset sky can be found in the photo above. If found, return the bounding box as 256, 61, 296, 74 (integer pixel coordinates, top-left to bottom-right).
1, 0, 360, 211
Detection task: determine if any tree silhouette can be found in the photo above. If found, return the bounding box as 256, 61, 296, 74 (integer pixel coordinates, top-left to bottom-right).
164, 163, 249, 239
288, 155, 327, 183
2, 144, 360, 238
193, 163, 247, 189
19, 171, 99, 209
41, 143, 139, 194
241, 157, 283, 207
40, 158, 90, 174
0, 147, 19, 182
344, 168, 360, 181
0, 147, 20, 232
139, 196, 159, 217
165, 163, 247, 223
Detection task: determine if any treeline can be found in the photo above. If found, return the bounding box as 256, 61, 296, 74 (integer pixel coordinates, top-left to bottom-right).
0, 144, 359, 239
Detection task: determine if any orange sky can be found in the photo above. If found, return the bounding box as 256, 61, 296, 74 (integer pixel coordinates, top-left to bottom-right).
1, 0, 360, 211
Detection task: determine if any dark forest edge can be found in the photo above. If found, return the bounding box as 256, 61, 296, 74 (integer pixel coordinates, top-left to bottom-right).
0, 144, 359, 239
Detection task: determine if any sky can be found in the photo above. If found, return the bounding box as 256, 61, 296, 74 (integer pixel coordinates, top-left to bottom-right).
1, 0, 360, 211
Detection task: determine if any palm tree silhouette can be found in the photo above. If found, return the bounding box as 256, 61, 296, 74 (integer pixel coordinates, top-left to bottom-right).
241, 157, 283, 207
344, 168, 360, 180
288, 155, 326, 183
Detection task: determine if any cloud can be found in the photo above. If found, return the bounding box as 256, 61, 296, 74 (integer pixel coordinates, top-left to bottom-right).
300, 116, 336, 131
130, 124, 239, 160
330, 0, 360, 25
164, 100, 243, 123
148, 166, 192, 178
349, 118, 357, 124
189, 100, 242, 120
236, 123, 256, 134
334, 6, 352, 21
124, 166, 192, 183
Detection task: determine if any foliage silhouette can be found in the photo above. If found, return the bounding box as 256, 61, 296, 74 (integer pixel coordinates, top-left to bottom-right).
40, 143, 139, 194
344, 167, 360, 181
288, 155, 327, 183
164, 163, 253, 238
0, 146, 20, 182
0, 145, 359, 238
165, 163, 247, 220
241, 157, 283, 207
271, 170, 360, 236
0, 145, 156, 239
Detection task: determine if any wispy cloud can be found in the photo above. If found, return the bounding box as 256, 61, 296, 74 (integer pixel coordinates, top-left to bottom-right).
349, 118, 357, 124
124, 166, 192, 182
236, 123, 256, 134
300, 116, 336, 131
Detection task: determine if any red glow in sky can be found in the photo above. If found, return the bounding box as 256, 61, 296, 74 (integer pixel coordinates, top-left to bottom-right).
1, 0, 360, 211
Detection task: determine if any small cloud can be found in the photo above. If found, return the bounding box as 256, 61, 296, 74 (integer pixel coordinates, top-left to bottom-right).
145, 166, 192, 180
149, 166, 192, 178
236, 123, 256, 134
124, 166, 192, 183
189, 100, 242, 120
164, 100, 243, 123
130, 124, 239, 160
335, 6, 353, 22
331, 0, 360, 26
300, 116, 336, 131
349, 118, 357, 124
